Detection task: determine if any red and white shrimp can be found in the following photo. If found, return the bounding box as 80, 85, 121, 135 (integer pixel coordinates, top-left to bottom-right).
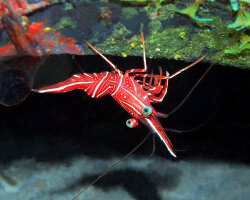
35, 32, 204, 157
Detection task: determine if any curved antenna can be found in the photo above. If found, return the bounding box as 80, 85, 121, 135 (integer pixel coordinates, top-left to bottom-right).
169, 56, 205, 79
166, 60, 215, 117
166, 34, 231, 117
72, 132, 151, 200
164, 108, 217, 134
72, 56, 85, 74
86, 42, 121, 75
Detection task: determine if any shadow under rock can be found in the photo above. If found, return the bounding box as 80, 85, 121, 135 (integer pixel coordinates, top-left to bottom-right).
0, 55, 249, 165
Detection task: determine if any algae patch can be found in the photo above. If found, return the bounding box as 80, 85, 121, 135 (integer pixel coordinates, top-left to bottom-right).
53, 17, 77, 31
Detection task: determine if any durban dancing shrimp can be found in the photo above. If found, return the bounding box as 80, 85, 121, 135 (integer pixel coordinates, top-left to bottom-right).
34, 32, 204, 158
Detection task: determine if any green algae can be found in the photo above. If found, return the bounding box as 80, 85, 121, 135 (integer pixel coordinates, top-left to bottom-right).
121, 7, 139, 20
53, 17, 77, 31
92, 11, 249, 68
64, 2, 74, 11
91, 23, 133, 56
89, 0, 249, 68
96, 24, 196, 60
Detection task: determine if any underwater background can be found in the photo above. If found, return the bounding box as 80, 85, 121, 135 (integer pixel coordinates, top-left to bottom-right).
0, 0, 250, 200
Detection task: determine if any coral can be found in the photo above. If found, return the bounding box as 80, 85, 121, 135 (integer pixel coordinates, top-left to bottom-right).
0, 14, 83, 61
174, 0, 249, 31
0, 0, 59, 31
224, 32, 250, 54
230, 0, 240, 11
98, 6, 113, 26
228, 1, 250, 31
175, 0, 213, 22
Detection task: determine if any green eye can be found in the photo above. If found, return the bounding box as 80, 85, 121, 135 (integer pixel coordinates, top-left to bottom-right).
126, 119, 133, 128
142, 106, 152, 117
126, 118, 138, 128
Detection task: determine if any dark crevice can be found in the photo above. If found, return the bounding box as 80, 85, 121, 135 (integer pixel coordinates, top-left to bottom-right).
0, 55, 249, 165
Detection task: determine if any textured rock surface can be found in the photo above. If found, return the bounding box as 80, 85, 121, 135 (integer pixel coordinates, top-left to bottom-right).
22, 0, 250, 68
1, 0, 249, 67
